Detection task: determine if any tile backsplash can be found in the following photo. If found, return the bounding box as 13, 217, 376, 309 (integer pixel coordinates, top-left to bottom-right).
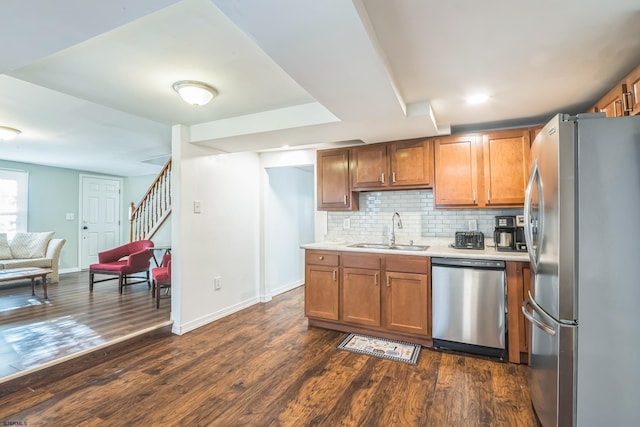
326, 189, 521, 243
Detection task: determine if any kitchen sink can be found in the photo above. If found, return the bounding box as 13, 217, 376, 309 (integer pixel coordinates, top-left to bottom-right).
388, 244, 429, 251
348, 243, 429, 251
348, 243, 390, 249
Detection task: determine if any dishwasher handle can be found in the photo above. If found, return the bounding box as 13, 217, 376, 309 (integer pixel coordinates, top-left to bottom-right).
432, 257, 505, 269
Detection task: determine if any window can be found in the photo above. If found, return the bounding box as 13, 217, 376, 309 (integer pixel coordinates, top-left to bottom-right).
0, 169, 28, 239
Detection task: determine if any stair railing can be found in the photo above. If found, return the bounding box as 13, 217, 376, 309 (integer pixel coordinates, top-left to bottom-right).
129, 159, 172, 242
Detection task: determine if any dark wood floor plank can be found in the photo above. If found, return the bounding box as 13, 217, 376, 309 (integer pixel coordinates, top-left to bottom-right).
0, 285, 537, 426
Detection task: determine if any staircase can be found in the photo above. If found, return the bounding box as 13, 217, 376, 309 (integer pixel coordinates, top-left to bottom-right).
129, 159, 172, 242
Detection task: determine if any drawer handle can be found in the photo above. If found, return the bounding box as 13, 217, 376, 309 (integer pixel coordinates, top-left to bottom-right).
386, 275, 390, 287
374, 273, 379, 286
332, 269, 337, 282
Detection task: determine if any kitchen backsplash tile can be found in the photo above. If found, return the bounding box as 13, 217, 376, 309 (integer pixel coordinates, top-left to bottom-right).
326, 189, 521, 243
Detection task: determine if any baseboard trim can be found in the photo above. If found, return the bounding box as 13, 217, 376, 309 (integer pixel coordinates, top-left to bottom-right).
173, 296, 261, 335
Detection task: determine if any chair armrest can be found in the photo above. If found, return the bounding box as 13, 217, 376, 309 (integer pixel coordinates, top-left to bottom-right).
127, 249, 154, 270
98, 245, 130, 263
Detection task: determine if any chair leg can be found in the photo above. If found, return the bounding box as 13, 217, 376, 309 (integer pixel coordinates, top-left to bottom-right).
146, 270, 151, 289
152, 279, 156, 298
119, 273, 124, 294
156, 284, 160, 309
89, 271, 94, 292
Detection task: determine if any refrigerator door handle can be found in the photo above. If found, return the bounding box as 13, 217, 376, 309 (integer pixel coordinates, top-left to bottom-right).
524, 162, 539, 271
522, 293, 556, 336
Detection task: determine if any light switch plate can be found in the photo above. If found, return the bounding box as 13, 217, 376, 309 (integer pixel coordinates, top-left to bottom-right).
65, 213, 75, 220
193, 200, 201, 214
468, 219, 477, 231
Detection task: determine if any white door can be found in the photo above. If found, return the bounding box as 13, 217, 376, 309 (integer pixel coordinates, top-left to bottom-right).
80, 176, 122, 268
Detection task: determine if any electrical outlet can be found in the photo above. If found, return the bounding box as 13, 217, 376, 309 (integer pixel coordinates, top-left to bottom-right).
214, 276, 221, 291
343, 218, 350, 230
468, 219, 478, 231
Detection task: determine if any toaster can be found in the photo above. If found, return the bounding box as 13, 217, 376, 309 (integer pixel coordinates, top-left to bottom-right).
453, 231, 485, 250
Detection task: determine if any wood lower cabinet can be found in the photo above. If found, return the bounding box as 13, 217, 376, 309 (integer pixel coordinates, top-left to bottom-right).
304, 251, 339, 320
506, 261, 532, 364
305, 250, 431, 345
317, 148, 358, 211
383, 255, 430, 337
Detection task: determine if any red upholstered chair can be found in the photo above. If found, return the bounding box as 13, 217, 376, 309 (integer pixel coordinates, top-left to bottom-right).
89, 240, 154, 293
152, 253, 171, 309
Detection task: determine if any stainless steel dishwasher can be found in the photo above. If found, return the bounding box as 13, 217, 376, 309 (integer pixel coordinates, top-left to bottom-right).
431, 257, 506, 358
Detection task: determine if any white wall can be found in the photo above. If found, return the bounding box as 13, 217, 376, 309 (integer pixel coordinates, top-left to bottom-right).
172, 125, 261, 334
264, 166, 314, 298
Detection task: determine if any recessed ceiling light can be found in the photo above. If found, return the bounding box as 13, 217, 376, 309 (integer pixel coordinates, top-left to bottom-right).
172, 80, 218, 106
0, 126, 21, 140
466, 94, 490, 104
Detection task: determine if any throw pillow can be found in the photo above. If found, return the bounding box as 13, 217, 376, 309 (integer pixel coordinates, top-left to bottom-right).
9, 231, 55, 259
0, 233, 12, 260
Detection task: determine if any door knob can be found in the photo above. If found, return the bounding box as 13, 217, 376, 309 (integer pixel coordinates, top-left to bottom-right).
83, 226, 88, 230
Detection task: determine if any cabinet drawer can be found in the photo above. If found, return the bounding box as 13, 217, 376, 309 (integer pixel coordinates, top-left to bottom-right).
306, 250, 339, 266
385, 255, 429, 274
342, 253, 381, 269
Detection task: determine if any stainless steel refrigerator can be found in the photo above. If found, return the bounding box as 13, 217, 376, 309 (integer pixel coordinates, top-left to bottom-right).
522, 113, 640, 427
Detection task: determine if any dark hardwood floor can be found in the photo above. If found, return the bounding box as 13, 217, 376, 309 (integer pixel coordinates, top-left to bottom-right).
0, 284, 537, 426
0, 271, 171, 379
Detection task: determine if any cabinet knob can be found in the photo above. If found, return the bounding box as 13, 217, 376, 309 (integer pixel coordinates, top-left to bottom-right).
319, 256, 324, 260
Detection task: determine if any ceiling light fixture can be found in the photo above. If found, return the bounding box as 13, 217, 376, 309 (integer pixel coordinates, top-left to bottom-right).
172, 80, 217, 106
466, 94, 490, 104
0, 126, 21, 140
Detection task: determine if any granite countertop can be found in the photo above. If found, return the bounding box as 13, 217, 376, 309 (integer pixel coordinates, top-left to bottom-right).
301, 238, 530, 262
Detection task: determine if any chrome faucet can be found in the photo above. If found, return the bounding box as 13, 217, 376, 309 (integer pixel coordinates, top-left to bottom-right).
389, 212, 403, 246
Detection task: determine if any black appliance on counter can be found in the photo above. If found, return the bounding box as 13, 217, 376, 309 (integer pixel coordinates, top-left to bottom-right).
452, 231, 484, 250
494, 215, 527, 252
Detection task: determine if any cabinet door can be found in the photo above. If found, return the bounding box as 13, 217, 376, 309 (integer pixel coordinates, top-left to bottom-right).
383, 271, 429, 337
305, 265, 339, 320
596, 84, 626, 118
317, 148, 357, 211
506, 261, 531, 364
482, 129, 530, 206
434, 134, 480, 207
623, 65, 640, 116
389, 139, 434, 188
351, 144, 388, 190
341, 267, 381, 327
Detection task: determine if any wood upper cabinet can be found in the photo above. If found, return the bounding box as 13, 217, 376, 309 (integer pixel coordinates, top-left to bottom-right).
383, 255, 430, 337
595, 83, 626, 118
389, 139, 434, 188
506, 261, 532, 364
341, 253, 381, 327
482, 129, 530, 206
317, 148, 358, 211
304, 251, 340, 320
351, 139, 434, 191
434, 129, 530, 208
433, 134, 480, 207
350, 144, 388, 189
623, 64, 640, 116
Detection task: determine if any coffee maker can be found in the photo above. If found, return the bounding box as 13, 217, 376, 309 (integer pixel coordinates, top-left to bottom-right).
494, 215, 527, 252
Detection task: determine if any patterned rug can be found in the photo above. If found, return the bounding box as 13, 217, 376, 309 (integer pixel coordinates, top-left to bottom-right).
337, 333, 421, 365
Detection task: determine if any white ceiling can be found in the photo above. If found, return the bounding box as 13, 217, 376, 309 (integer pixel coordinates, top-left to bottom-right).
1, 0, 639, 176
